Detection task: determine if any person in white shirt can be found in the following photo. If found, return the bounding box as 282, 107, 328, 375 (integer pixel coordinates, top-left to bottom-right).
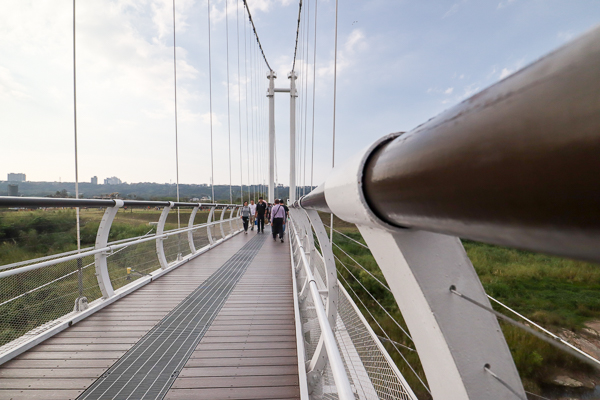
249, 200, 257, 230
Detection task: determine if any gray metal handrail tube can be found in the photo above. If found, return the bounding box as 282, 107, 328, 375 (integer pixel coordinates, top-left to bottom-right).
301, 26, 600, 262
289, 217, 354, 400
0, 196, 239, 209
0, 218, 237, 279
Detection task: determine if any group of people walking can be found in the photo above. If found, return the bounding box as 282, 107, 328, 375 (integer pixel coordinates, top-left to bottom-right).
240, 198, 289, 243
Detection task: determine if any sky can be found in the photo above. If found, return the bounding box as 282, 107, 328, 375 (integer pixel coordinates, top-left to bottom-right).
1, 0, 599, 188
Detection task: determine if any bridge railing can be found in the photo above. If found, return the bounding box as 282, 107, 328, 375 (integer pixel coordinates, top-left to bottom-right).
296, 26, 600, 400
288, 208, 418, 400
0, 197, 242, 365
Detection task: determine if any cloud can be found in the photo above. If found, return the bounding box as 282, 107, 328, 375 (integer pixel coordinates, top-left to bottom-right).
497, 0, 517, 9
557, 30, 576, 42
0, 66, 30, 100
499, 67, 513, 79
462, 83, 481, 99
444, 87, 454, 95
317, 29, 367, 78
443, 0, 467, 19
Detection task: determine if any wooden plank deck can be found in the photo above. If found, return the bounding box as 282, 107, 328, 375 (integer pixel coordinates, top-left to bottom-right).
165, 232, 298, 400
0, 230, 298, 400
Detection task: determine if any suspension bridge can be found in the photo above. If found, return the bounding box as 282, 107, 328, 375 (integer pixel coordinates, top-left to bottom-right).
1, 1, 600, 399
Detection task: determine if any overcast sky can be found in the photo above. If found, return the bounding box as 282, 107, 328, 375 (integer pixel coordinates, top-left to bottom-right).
1, 0, 598, 187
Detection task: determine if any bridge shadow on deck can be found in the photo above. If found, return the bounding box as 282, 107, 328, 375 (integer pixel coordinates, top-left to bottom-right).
0, 228, 298, 400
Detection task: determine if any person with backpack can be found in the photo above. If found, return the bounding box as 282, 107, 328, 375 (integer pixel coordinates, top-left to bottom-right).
270, 199, 286, 243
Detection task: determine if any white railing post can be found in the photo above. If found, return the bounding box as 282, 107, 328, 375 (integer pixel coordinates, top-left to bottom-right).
219, 206, 227, 239
207, 206, 216, 245
228, 206, 235, 236
94, 199, 124, 299
156, 202, 173, 270
187, 205, 199, 254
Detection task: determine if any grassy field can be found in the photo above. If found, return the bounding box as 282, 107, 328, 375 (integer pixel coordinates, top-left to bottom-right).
323, 214, 600, 398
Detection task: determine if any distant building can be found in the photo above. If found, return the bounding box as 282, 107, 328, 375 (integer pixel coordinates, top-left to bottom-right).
7, 173, 26, 182
104, 177, 122, 185
91, 176, 98, 185
200, 195, 211, 201
8, 184, 18, 196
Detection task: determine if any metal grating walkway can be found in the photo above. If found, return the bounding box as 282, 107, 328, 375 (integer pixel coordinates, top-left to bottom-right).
77, 234, 267, 400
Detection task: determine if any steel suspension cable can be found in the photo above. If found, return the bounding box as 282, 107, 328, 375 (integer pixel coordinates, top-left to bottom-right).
298, 3, 305, 197
330, 0, 339, 244
248, 26, 256, 201
207, 0, 215, 202
241, 0, 272, 71
291, 0, 303, 71
236, 0, 243, 202
302, 0, 310, 196
297, 12, 304, 199
225, 0, 233, 203
72, 0, 83, 304
243, 8, 250, 202
309, 0, 318, 191
172, 0, 180, 226
72, 0, 80, 249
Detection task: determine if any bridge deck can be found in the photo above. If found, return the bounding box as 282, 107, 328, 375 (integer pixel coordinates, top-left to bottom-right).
0, 229, 298, 400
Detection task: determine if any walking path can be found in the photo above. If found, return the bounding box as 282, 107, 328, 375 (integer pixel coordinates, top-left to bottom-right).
0, 228, 297, 400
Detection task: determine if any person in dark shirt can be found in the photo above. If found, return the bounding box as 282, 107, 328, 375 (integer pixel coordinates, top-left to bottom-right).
255, 197, 267, 233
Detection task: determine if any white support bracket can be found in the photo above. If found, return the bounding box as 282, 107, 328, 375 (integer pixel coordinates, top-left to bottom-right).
187, 205, 199, 254
94, 199, 124, 299
219, 206, 227, 239
228, 206, 235, 236
156, 202, 173, 270
315, 134, 525, 400
207, 206, 216, 245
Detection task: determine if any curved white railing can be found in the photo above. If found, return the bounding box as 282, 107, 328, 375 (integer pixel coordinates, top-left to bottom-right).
288, 208, 418, 400
0, 200, 243, 365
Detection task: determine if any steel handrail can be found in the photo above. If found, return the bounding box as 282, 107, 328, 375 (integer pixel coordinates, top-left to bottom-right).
289, 217, 354, 400
0, 218, 238, 278
299, 26, 600, 263
0, 196, 239, 209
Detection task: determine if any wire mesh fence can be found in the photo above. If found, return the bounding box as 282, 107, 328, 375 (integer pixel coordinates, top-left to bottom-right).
210, 210, 222, 241
192, 226, 211, 250
0, 253, 100, 351
107, 240, 161, 291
